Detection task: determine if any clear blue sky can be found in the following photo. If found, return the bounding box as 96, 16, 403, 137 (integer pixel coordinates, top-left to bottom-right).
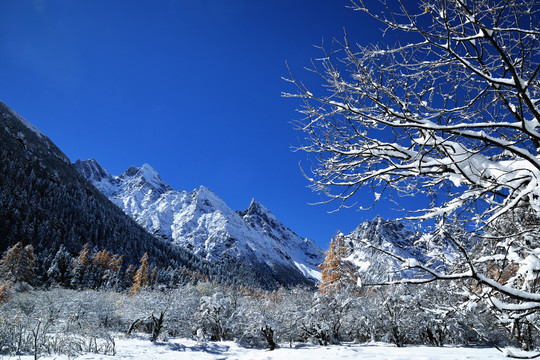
0, 0, 411, 249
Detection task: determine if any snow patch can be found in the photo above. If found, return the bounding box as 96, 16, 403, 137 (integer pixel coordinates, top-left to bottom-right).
294, 261, 322, 281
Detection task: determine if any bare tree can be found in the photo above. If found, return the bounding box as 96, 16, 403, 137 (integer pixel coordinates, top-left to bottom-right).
285, 0, 540, 345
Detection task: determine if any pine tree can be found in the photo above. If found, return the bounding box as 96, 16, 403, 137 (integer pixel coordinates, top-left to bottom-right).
319, 233, 357, 295
150, 266, 159, 288
71, 243, 90, 288
90, 249, 122, 289
124, 264, 136, 289
47, 245, 73, 286
130, 252, 149, 294
0, 242, 35, 284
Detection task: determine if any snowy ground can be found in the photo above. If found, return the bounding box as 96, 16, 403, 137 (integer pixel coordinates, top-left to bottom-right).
3, 337, 529, 360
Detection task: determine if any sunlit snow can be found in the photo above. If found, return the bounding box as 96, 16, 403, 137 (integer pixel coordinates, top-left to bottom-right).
15, 338, 517, 360
74, 160, 324, 284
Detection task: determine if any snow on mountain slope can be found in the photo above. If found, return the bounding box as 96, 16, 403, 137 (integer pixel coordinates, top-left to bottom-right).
74, 159, 324, 287
238, 199, 323, 281
344, 216, 424, 284
1, 100, 45, 139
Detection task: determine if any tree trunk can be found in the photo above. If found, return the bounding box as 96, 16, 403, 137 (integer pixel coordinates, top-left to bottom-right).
150, 312, 165, 342
261, 325, 276, 351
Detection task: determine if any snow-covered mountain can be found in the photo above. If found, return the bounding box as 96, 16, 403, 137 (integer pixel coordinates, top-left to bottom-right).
0, 100, 221, 281
344, 216, 424, 284
74, 159, 324, 288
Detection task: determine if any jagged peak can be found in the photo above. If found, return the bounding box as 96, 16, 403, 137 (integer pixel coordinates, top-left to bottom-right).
121, 163, 159, 180
241, 198, 284, 231
75, 158, 104, 170
367, 214, 385, 223
248, 197, 263, 210
198, 184, 212, 193
194, 185, 214, 199
350, 215, 416, 250
119, 163, 172, 194
140, 162, 157, 173
137, 163, 162, 183
194, 185, 227, 205
356, 215, 388, 229
245, 198, 274, 217
73, 158, 112, 182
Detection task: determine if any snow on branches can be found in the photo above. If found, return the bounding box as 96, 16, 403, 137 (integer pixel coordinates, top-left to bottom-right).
286, 0, 540, 348
286, 0, 540, 221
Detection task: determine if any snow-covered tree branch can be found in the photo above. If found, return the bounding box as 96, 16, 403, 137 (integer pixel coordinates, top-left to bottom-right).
285, 0, 540, 337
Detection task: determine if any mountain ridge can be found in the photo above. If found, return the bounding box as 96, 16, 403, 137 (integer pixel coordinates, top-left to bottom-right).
74, 158, 325, 288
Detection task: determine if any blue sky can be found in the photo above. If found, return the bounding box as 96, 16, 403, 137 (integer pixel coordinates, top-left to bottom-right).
0, 0, 412, 248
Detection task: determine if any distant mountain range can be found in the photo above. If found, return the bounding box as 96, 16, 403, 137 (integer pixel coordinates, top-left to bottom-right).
1, 99, 424, 289
74, 159, 428, 287
74, 159, 325, 287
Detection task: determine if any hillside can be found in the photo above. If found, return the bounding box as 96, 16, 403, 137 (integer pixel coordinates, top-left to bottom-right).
0, 101, 222, 282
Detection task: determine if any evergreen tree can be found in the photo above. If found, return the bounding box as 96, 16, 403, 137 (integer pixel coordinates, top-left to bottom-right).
71, 243, 90, 288
0, 242, 35, 284
319, 234, 357, 295
124, 264, 136, 289
89, 249, 123, 289
46, 245, 73, 286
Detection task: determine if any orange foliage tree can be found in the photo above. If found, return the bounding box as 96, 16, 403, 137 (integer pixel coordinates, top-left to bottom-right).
130, 252, 150, 294
91, 249, 123, 288
319, 233, 357, 294
0, 242, 35, 284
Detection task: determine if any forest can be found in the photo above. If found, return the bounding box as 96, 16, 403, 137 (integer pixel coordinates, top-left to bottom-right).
0, 237, 529, 359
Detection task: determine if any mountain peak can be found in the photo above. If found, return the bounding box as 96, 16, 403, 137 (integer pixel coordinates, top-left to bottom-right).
247, 198, 264, 211
137, 163, 161, 182
85, 158, 100, 166
75, 158, 103, 170
197, 185, 212, 193
76, 159, 325, 288
346, 216, 424, 283
73, 158, 113, 185
195, 185, 218, 201
238, 198, 275, 221
193, 185, 232, 214
120, 163, 172, 194
140, 162, 157, 173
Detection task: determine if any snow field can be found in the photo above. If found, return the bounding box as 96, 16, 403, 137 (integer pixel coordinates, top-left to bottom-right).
8, 338, 516, 360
